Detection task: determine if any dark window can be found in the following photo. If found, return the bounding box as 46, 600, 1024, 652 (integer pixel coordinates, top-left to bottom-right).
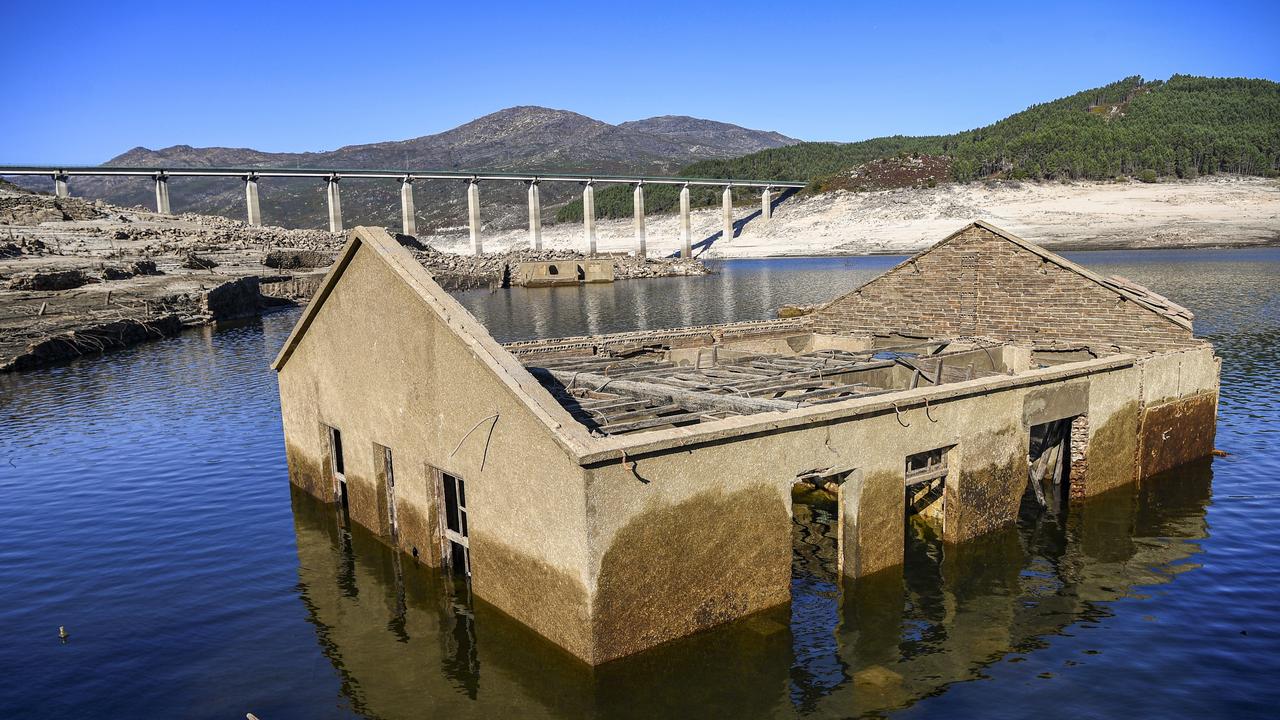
905, 447, 948, 485
441, 471, 470, 577
383, 445, 397, 537
548, 264, 559, 275
330, 426, 345, 476
443, 474, 460, 533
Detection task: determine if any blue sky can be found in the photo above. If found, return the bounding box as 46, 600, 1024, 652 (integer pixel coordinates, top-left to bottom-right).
2, 0, 1277, 164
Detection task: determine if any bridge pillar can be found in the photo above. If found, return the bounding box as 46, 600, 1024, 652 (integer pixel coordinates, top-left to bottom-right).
154, 175, 171, 215
582, 181, 597, 256
400, 177, 417, 236
326, 176, 343, 233
244, 175, 262, 226
721, 185, 733, 241
467, 179, 483, 255
633, 183, 646, 259
679, 184, 692, 258
54, 173, 69, 199
527, 181, 542, 251
761, 186, 772, 222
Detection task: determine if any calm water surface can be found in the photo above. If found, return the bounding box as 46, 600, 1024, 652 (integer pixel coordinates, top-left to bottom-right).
2, 249, 1278, 719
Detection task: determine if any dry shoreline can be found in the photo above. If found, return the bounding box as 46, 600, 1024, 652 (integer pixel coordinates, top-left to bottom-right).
427, 176, 1279, 258
3, 176, 1276, 372
0, 188, 705, 372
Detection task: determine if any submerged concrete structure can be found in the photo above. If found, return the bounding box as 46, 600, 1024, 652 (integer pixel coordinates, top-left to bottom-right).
272, 222, 1219, 665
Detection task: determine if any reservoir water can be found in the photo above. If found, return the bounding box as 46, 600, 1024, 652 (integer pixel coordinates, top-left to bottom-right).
2, 249, 1278, 718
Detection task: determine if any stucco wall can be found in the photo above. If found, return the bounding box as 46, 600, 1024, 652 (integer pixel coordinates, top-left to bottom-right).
579, 358, 1149, 662
276, 240, 595, 659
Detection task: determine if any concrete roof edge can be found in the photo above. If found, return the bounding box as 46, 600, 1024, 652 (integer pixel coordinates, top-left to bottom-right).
574, 353, 1137, 466
270, 226, 598, 457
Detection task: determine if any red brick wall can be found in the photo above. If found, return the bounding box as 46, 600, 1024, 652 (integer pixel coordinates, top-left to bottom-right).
811, 225, 1196, 351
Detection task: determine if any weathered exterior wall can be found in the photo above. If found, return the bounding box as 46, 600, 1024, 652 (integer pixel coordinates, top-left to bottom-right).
1136, 346, 1220, 477
811, 224, 1197, 351
579, 360, 1155, 662
273, 227, 1220, 667
276, 240, 596, 660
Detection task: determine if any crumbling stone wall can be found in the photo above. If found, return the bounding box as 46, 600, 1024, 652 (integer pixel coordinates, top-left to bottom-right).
811, 224, 1197, 351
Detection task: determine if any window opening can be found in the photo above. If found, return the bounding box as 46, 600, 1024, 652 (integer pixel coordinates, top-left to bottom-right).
383, 445, 398, 539
441, 471, 470, 577
905, 446, 950, 524
329, 426, 348, 512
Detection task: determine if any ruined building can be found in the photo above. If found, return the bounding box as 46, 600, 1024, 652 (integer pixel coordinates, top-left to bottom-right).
272, 222, 1219, 665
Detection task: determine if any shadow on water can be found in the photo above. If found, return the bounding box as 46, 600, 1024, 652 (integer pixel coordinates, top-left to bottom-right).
290, 459, 1212, 720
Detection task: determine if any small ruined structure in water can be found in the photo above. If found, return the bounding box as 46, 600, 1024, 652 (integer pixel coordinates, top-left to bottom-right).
271, 222, 1219, 665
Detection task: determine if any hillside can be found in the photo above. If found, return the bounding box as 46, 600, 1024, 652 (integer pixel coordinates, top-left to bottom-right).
561, 75, 1280, 220
39, 107, 797, 231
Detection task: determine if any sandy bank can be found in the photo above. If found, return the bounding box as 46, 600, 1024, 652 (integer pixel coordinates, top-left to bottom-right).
425, 176, 1280, 258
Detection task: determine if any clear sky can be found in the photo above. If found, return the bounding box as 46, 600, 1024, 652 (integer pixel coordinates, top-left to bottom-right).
2, 0, 1277, 164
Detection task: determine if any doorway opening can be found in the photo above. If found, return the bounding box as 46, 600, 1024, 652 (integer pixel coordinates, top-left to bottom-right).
789, 467, 852, 706
1026, 417, 1074, 516
378, 444, 398, 541
790, 469, 848, 586
904, 446, 952, 571
905, 446, 950, 525
438, 470, 471, 577
328, 425, 348, 513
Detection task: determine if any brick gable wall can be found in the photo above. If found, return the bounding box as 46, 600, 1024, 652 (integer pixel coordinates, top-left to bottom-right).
811, 225, 1196, 351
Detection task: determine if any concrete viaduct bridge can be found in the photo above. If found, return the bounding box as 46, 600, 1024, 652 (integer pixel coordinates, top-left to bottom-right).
0, 166, 806, 259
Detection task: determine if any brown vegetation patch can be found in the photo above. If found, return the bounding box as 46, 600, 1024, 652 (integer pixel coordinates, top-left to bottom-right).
1083, 400, 1140, 496
469, 532, 593, 662
826, 154, 953, 192
593, 486, 790, 664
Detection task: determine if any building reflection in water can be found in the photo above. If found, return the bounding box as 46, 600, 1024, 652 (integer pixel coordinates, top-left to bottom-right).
289, 460, 1211, 719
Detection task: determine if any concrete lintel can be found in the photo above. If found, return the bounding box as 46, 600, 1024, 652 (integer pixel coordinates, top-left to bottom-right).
1022, 380, 1089, 427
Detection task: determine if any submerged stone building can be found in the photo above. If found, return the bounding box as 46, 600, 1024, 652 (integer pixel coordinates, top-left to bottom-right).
272, 222, 1219, 665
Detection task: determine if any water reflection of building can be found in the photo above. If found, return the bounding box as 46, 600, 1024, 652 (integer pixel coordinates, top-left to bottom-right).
291, 460, 1210, 719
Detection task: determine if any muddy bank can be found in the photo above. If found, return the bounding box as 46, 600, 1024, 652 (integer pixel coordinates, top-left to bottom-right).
0, 188, 709, 372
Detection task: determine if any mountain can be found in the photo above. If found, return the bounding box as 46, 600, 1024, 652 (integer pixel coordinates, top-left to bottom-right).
47, 107, 799, 231
562, 75, 1280, 221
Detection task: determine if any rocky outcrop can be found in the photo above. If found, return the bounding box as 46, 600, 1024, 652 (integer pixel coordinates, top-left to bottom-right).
1, 315, 183, 372
7, 270, 95, 291
203, 277, 261, 321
